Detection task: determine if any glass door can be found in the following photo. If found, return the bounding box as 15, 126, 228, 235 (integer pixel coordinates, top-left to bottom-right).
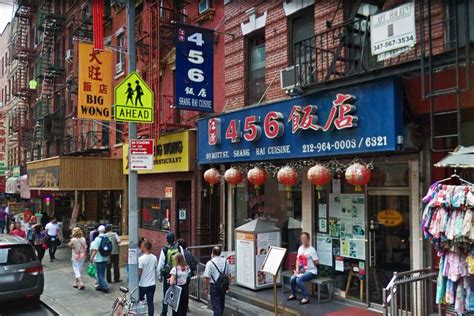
367, 190, 411, 308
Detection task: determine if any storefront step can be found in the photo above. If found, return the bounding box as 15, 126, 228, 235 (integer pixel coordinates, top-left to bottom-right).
227, 287, 301, 315
223, 296, 274, 316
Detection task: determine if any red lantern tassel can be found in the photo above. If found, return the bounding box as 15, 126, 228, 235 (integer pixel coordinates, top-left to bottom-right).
93, 0, 104, 50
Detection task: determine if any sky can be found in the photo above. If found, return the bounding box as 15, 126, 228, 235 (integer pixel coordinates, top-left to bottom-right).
0, 1, 13, 34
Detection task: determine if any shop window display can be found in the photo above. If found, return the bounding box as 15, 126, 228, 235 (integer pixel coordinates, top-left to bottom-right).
234, 176, 302, 252
140, 198, 171, 231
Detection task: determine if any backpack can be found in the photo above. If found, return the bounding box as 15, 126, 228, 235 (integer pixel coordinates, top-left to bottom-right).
98, 235, 112, 256
211, 260, 229, 293
161, 245, 180, 276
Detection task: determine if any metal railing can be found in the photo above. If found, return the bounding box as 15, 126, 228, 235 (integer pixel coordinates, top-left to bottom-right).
187, 244, 222, 304
383, 267, 438, 316
293, 1, 469, 89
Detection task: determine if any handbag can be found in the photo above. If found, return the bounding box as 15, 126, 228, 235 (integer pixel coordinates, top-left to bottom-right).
87, 263, 97, 277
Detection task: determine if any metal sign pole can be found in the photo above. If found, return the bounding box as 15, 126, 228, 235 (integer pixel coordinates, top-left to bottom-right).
126, 0, 139, 305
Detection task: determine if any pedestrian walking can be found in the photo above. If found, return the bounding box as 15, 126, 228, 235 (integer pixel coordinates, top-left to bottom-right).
204, 246, 230, 316
45, 218, 62, 261
157, 232, 185, 316
168, 253, 190, 316
40, 211, 49, 229
106, 224, 122, 283
68, 227, 87, 290
30, 224, 46, 262
90, 225, 112, 293
138, 239, 157, 316
0, 207, 7, 233
177, 238, 197, 312
10, 221, 26, 238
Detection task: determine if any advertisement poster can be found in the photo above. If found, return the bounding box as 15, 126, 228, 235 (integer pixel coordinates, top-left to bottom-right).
329, 194, 341, 218
340, 218, 353, 239
353, 218, 366, 239
256, 232, 280, 286
319, 203, 328, 218
341, 239, 365, 260
352, 194, 365, 219
316, 236, 333, 266
329, 218, 340, 238
340, 194, 353, 218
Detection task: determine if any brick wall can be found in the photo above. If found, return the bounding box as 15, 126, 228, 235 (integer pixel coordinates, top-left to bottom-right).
137, 171, 199, 254
224, 0, 448, 110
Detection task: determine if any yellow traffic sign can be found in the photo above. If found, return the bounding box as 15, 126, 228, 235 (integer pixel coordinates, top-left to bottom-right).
114, 71, 154, 123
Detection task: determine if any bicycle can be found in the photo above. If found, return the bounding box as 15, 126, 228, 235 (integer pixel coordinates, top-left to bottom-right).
111, 286, 141, 316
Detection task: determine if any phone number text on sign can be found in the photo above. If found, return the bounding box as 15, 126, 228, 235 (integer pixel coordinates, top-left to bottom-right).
175, 23, 214, 113
302, 136, 388, 153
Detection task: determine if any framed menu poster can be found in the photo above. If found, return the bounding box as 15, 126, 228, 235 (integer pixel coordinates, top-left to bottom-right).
261, 246, 287, 276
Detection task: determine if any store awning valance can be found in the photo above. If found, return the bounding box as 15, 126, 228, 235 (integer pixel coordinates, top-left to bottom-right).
5, 177, 19, 194
434, 146, 474, 168
27, 156, 122, 191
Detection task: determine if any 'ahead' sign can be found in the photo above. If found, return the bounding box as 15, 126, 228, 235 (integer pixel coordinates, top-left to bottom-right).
114, 71, 154, 123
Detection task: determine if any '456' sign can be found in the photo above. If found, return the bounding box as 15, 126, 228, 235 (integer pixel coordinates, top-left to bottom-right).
175, 23, 214, 113
208, 94, 358, 145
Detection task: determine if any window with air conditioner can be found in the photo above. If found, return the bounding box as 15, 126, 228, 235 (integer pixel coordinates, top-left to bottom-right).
199, 0, 211, 14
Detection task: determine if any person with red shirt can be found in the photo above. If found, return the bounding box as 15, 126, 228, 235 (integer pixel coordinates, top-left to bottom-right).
10, 222, 26, 238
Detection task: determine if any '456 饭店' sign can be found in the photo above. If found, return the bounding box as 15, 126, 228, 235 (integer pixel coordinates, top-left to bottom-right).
197, 78, 403, 164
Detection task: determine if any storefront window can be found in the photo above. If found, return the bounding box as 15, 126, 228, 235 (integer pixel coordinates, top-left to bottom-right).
140, 198, 171, 231
234, 176, 302, 252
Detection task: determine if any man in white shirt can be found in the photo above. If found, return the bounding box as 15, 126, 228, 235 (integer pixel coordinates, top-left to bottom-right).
204, 247, 230, 316
138, 240, 157, 316
45, 218, 62, 262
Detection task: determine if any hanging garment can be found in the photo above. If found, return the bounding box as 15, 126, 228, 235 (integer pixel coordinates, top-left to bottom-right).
445, 279, 455, 304
455, 280, 466, 314
463, 209, 472, 237
436, 255, 447, 304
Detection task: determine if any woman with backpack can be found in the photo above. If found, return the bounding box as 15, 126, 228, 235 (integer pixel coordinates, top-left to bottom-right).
31, 224, 47, 262
168, 253, 190, 316
68, 227, 87, 290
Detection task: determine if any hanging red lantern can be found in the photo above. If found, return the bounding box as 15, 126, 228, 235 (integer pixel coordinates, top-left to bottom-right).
345, 162, 371, 191
277, 166, 298, 198
204, 168, 220, 194
224, 168, 243, 191
247, 167, 267, 194
307, 165, 332, 190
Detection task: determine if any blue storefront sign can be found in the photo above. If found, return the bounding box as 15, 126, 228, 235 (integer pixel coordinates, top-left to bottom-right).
197, 78, 403, 164
175, 23, 214, 113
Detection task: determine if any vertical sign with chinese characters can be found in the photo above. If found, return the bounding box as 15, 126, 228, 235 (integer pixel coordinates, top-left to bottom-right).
78, 42, 113, 121
175, 23, 214, 113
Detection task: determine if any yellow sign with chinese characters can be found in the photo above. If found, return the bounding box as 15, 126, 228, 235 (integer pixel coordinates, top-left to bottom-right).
377, 209, 404, 227
122, 130, 195, 174
114, 71, 154, 123
77, 42, 113, 121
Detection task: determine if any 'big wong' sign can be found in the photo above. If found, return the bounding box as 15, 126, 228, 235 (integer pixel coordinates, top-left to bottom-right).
197, 77, 403, 164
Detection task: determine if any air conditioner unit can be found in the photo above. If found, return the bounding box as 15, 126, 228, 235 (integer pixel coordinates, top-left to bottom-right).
115, 62, 123, 74
280, 65, 300, 90
65, 49, 73, 63
199, 0, 211, 14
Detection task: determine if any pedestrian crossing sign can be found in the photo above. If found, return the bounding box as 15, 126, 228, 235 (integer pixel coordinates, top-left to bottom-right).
114, 71, 154, 123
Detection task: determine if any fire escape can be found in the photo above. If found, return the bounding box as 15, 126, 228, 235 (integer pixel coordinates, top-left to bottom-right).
292, 0, 473, 152
31, 0, 65, 160
135, 2, 189, 140
9, 0, 36, 168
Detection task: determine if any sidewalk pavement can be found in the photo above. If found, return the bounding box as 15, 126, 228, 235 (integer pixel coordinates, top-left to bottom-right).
40, 246, 213, 316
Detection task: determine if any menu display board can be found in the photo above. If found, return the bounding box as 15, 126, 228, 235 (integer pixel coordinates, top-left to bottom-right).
317, 194, 366, 266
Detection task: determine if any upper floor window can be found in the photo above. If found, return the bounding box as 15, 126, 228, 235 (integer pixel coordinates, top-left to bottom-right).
199, 0, 212, 14
289, 6, 314, 64
116, 34, 125, 74
446, 0, 474, 48
247, 33, 266, 105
